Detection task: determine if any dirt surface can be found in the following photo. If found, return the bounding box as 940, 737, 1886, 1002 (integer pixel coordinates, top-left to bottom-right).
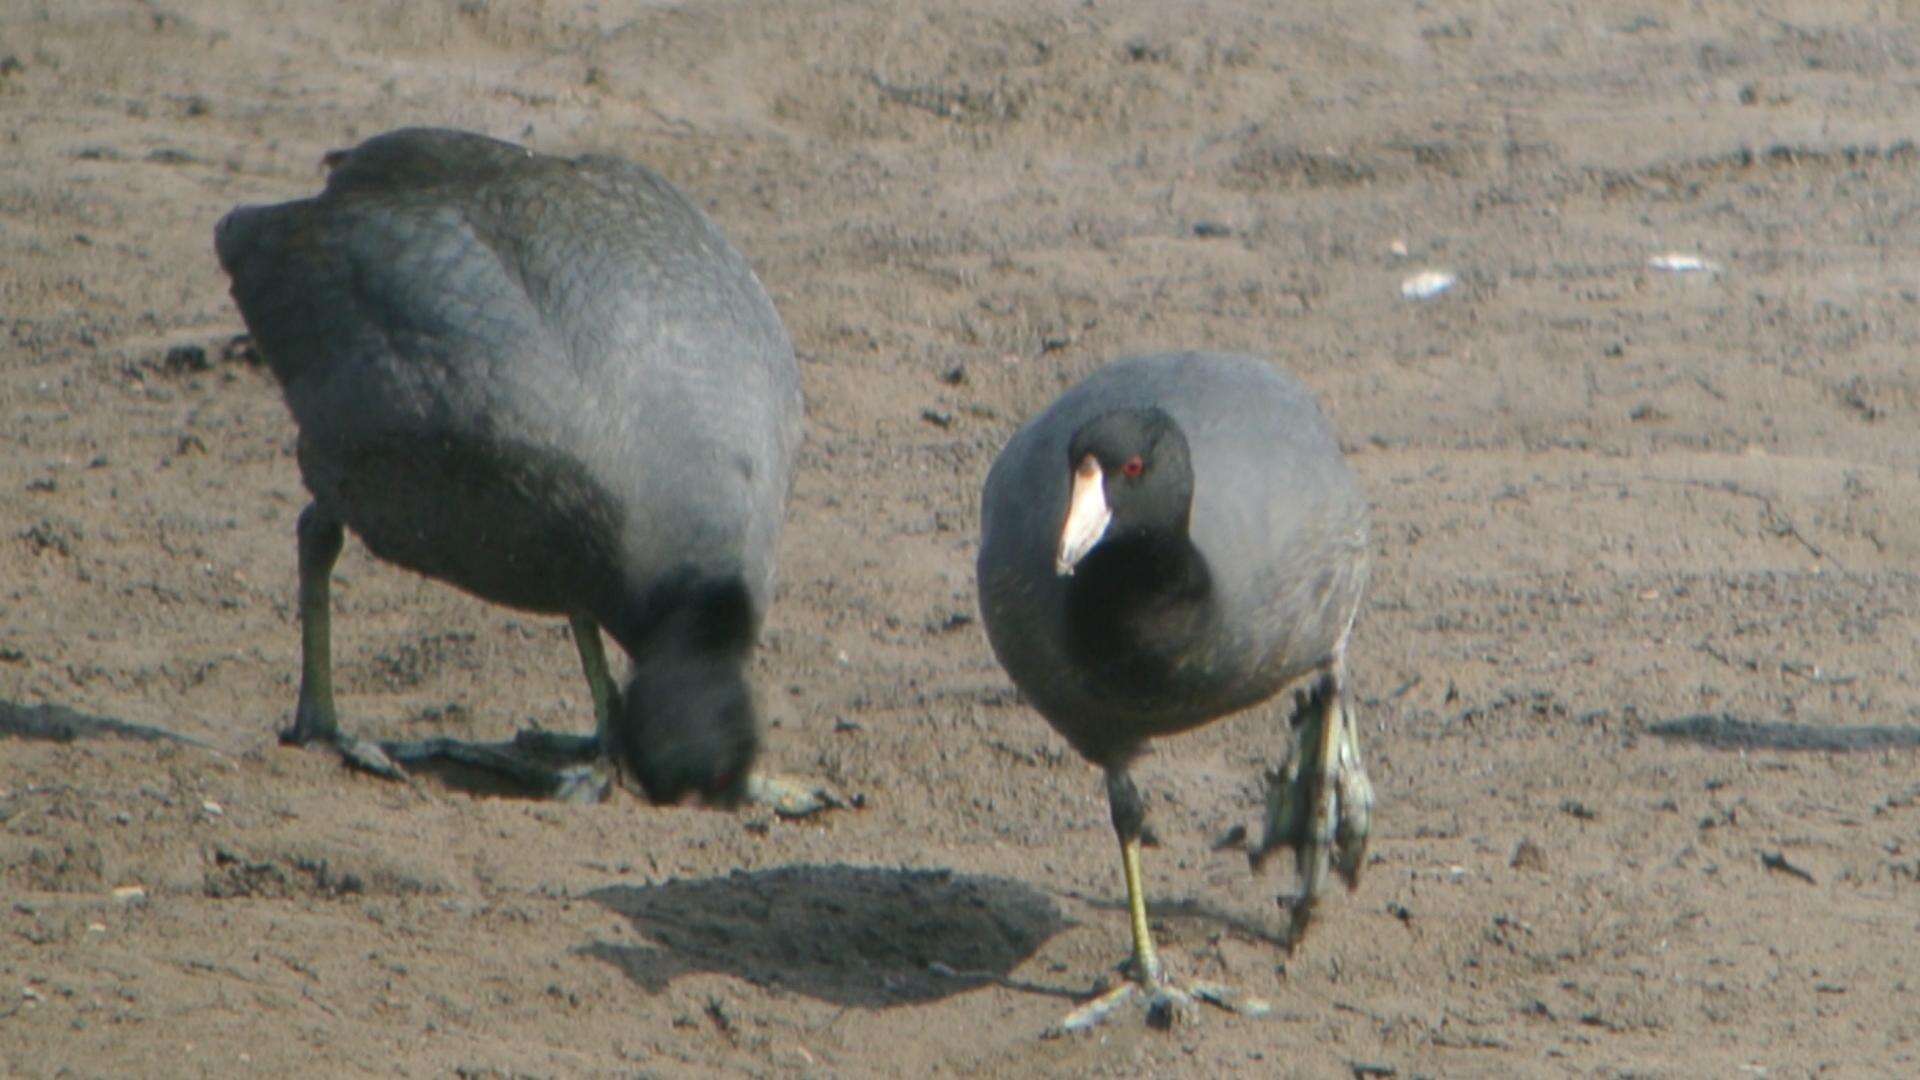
3, 2, 1918, 1076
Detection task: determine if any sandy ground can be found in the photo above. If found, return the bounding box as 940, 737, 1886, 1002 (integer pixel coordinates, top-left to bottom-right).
3, 1, 1918, 1076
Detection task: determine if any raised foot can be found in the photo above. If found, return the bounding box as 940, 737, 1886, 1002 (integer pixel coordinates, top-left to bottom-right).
1248, 671, 1373, 949
1048, 976, 1270, 1037
744, 773, 854, 819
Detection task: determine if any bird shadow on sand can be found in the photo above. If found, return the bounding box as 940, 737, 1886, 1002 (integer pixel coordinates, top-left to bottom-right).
1649, 712, 1920, 752
582, 863, 1076, 1008
0, 698, 217, 750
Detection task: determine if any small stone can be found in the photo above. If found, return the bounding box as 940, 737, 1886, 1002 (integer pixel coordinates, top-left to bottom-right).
1399, 269, 1456, 300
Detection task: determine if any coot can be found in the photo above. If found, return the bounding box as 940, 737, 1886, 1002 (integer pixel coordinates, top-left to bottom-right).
977, 351, 1373, 1029
216, 128, 802, 806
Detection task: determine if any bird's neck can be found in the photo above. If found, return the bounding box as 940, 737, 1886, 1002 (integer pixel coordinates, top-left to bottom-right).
1064, 530, 1216, 695
600, 571, 757, 663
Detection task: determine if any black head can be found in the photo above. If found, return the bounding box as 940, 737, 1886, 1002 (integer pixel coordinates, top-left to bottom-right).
606, 579, 760, 808
1057, 407, 1195, 574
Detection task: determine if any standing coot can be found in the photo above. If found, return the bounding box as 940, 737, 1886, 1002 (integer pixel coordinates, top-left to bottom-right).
216, 128, 802, 806
977, 351, 1373, 1029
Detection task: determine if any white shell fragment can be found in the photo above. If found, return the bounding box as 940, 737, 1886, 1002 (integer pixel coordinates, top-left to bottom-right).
1400, 269, 1457, 300
1648, 253, 1720, 274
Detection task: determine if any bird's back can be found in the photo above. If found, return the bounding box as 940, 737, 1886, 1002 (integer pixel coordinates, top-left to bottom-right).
216, 128, 801, 620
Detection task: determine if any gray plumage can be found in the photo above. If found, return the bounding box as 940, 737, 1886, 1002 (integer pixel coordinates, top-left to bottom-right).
977, 351, 1368, 767
975, 351, 1374, 1026
215, 127, 800, 803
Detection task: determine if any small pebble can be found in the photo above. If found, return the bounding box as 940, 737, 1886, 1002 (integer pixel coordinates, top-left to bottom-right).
1648, 253, 1719, 274
1400, 270, 1456, 300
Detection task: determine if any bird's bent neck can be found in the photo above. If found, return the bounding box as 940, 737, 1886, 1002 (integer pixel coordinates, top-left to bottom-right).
600, 571, 756, 664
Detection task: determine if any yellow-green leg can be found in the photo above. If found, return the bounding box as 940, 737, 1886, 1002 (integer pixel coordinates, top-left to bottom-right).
1051, 769, 1270, 1035
538, 614, 619, 803
286, 504, 343, 746
381, 612, 618, 801
279, 513, 844, 814
571, 612, 618, 743
1120, 827, 1162, 986
282, 502, 603, 793
284, 504, 405, 779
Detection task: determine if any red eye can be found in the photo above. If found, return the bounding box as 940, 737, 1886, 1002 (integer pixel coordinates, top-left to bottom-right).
1121, 456, 1145, 478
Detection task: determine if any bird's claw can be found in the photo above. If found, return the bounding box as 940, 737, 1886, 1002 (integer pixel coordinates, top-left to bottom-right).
1248, 674, 1373, 949
744, 773, 854, 819
293, 727, 617, 803
333, 734, 409, 782
549, 764, 614, 804
1047, 976, 1269, 1037
295, 726, 843, 814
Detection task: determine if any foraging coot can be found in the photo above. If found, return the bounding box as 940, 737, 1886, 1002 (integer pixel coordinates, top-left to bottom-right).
977, 351, 1373, 1029
216, 128, 803, 806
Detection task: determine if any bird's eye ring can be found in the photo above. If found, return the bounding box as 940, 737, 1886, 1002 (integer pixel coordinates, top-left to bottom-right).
1121, 456, 1145, 478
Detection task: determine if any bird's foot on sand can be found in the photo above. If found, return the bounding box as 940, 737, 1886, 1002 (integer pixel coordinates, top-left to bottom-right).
284, 727, 613, 804
322, 733, 409, 783
294, 725, 852, 813
378, 733, 614, 803
743, 773, 854, 819
1048, 964, 1269, 1036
